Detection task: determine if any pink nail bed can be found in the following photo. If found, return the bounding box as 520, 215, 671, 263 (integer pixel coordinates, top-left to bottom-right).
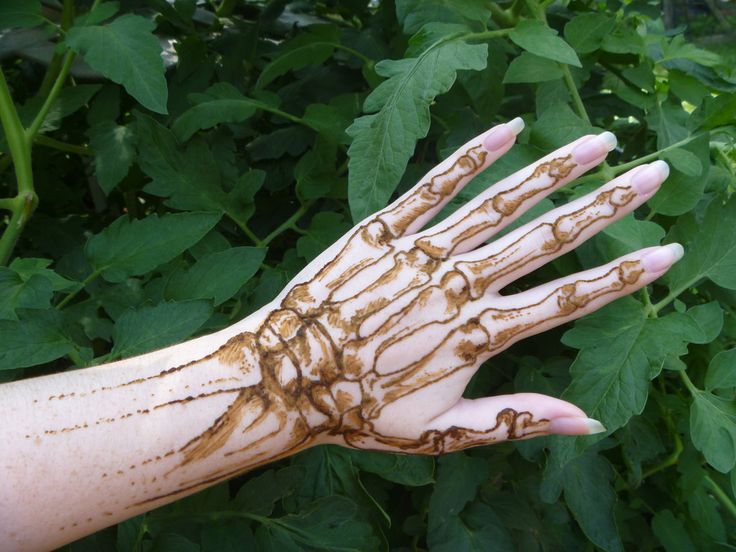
483, 125, 515, 151
641, 243, 684, 272
631, 160, 670, 194
571, 131, 617, 164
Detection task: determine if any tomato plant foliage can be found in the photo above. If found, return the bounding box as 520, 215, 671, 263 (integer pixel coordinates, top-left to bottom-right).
1, 0, 736, 549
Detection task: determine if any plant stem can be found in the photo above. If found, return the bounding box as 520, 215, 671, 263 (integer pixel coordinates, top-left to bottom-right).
332, 43, 373, 65
0, 70, 36, 266
259, 202, 313, 247
56, 269, 103, 310
611, 133, 704, 176
465, 28, 514, 41
34, 135, 93, 156
560, 64, 591, 124
26, 51, 76, 141
653, 274, 702, 314
678, 368, 699, 396
216, 0, 238, 17
704, 475, 736, 520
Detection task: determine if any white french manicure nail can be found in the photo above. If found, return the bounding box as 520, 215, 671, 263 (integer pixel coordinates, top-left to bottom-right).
582, 418, 607, 434
506, 117, 525, 135
631, 160, 670, 195
572, 132, 617, 164
548, 416, 607, 435
641, 243, 684, 272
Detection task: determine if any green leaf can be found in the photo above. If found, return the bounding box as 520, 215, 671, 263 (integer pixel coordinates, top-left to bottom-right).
201, 520, 257, 551
651, 510, 696, 552
85, 212, 221, 283
664, 195, 736, 293
647, 102, 689, 150
87, 121, 136, 194
395, 0, 491, 34
255, 25, 340, 89
428, 499, 514, 552
705, 348, 736, 392
268, 496, 380, 551
172, 83, 260, 141
346, 38, 487, 221
164, 247, 266, 306
531, 103, 592, 149
65, 14, 168, 114
659, 35, 722, 68
0, 0, 44, 28
0, 310, 77, 370
690, 388, 736, 472
564, 13, 615, 54
349, 451, 434, 486
110, 300, 212, 359
681, 301, 723, 345
0, 268, 53, 320
510, 20, 581, 67
74, 1, 120, 26
428, 453, 489, 547
503, 52, 564, 83
563, 450, 623, 552
296, 212, 352, 261
599, 215, 665, 259
136, 113, 261, 225
661, 148, 702, 177
232, 466, 303, 516
561, 298, 690, 431
647, 133, 709, 216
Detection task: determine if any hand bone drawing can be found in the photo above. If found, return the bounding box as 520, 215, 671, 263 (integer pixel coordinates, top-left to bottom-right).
16, 119, 682, 514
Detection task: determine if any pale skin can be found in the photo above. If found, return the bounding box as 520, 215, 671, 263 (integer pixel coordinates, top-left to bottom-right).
0, 118, 683, 550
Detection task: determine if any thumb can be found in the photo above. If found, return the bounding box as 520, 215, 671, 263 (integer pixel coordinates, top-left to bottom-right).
424, 393, 606, 452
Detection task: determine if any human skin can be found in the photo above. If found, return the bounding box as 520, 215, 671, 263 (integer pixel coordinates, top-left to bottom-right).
0, 118, 682, 550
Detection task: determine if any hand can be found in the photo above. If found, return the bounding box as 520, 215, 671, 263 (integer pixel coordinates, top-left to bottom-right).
202, 117, 682, 460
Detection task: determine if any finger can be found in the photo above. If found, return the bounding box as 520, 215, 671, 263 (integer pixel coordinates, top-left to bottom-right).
425, 393, 605, 451
454, 161, 671, 298
413, 132, 618, 258
469, 244, 684, 354
374, 118, 525, 238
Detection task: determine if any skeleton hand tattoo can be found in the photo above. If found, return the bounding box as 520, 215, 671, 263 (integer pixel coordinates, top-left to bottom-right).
9, 120, 682, 522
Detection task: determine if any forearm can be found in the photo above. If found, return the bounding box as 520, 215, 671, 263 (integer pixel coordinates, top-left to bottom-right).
0, 306, 307, 551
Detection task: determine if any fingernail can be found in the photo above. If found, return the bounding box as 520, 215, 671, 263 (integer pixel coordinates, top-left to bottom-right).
483, 118, 524, 151
571, 131, 617, 164
631, 160, 670, 195
483, 124, 515, 151
641, 243, 684, 273
548, 417, 607, 436
506, 117, 525, 135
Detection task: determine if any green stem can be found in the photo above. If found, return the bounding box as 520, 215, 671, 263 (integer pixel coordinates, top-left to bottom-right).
611, 133, 704, 176
225, 211, 261, 245
465, 28, 514, 41
678, 369, 699, 395
56, 269, 103, 310
259, 202, 313, 247
561, 64, 591, 125
0, 70, 36, 266
653, 274, 701, 314
0, 198, 14, 211
704, 475, 736, 520
642, 433, 683, 480
34, 134, 93, 156
26, 51, 76, 141
216, 0, 238, 17
332, 43, 373, 65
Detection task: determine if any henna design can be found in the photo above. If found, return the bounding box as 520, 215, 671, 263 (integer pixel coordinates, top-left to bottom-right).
415, 154, 577, 258
31, 145, 646, 512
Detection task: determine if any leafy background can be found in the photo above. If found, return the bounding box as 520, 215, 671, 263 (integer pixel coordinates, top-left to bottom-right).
1, 0, 735, 550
